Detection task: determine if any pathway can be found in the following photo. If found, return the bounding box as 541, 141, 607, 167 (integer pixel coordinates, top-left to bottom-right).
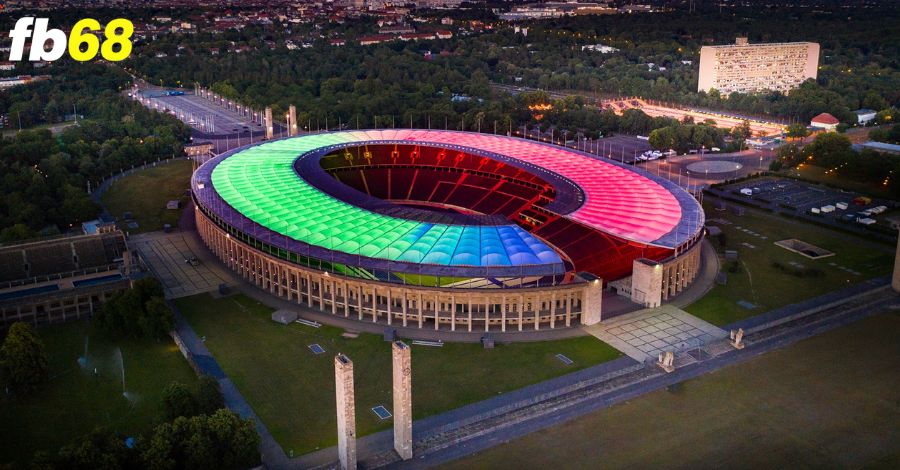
582, 304, 727, 362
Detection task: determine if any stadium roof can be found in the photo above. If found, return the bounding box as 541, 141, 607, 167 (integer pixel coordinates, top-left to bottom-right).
196, 130, 703, 272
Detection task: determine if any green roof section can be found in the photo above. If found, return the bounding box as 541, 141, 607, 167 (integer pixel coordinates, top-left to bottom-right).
209, 135, 562, 268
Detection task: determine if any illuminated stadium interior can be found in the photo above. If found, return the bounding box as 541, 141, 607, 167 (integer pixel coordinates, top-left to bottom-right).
192, 130, 704, 288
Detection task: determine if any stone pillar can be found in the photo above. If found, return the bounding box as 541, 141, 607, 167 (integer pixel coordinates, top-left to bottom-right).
402, 292, 408, 327
417, 293, 424, 328
550, 292, 556, 328
387, 290, 393, 325
334, 354, 356, 470
581, 279, 603, 325
392, 341, 413, 460
288, 105, 298, 136
518, 295, 524, 331
893, 230, 900, 293
501, 295, 507, 332
450, 294, 456, 331
265, 107, 274, 140
631, 258, 663, 308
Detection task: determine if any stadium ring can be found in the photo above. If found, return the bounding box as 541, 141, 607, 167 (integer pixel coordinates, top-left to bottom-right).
191, 130, 705, 332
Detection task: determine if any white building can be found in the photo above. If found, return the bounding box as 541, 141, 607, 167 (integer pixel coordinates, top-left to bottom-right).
853, 109, 877, 125
698, 37, 819, 95
810, 113, 839, 131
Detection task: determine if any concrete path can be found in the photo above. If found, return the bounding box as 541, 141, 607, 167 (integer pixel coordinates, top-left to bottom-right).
582, 304, 727, 361
169, 308, 290, 468
130, 231, 230, 299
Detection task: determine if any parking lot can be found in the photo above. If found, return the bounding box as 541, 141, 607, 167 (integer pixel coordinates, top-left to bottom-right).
721, 177, 895, 225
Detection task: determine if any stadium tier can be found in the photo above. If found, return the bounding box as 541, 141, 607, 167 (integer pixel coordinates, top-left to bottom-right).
192, 130, 704, 287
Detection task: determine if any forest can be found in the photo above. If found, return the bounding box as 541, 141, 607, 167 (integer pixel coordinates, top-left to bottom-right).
122, 4, 899, 130
0, 63, 190, 242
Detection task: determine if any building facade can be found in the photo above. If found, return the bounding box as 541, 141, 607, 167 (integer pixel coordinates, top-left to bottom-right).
698, 38, 819, 95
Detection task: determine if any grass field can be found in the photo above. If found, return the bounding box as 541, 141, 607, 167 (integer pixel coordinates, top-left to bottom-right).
176, 293, 621, 456
0, 320, 198, 465
101, 158, 193, 233
686, 201, 893, 325
444, 311, 900, 469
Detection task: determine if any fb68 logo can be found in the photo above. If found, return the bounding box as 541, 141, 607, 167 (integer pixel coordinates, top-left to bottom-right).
9, 17, 133, 62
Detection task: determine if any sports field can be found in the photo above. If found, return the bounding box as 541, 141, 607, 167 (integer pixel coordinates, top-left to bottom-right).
444, 311, 900, 469
686, 200, 892, 325
101, 158, 193, 233
176, 293, 621, 456
0, 320, 198, 464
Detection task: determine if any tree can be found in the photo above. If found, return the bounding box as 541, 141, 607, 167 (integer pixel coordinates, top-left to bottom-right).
142, 409, 260, 470
803, 132, 853, 166
786, 123, 810, 139
49, 428, 140, 470
94, 278, 173, 340
161, 382, 198, 421
195, 375, 225, 416
1, 322, 49, 393
142, 298, 176, 339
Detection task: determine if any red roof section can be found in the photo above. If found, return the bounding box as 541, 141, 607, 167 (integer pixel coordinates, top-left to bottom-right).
811, 113, 839, 125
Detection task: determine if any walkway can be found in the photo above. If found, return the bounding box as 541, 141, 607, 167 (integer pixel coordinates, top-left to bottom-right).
130, 231, 230, 299
169, 308, 290, 468
582, 304, 727, 362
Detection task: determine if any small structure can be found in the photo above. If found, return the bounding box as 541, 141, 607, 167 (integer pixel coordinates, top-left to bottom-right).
730, 328, 745, 349
271, 309, 298, 325
810, 112, 840, 131
725, 250, 739, 261
184, 141, 213, 158
383, 327, 397, 342
657, 351, 675, 373
166, 200, 181, 210
853, 109, 876, 125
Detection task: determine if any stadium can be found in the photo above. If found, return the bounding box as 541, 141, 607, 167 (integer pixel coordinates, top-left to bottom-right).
191, 129, 705, 332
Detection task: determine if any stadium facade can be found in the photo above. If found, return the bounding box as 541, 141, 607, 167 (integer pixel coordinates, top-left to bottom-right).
192, 130, 705, 331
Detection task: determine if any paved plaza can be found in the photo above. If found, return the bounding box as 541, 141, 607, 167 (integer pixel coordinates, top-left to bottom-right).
583, 304, 727, 361
129, 232, 231, 298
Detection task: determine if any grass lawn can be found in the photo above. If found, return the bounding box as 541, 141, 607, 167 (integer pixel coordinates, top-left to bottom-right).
444, 311, 900, 469
101, 158, 193, 233
686, 200, 892, 325
0, 320, 198, 465
176, 293, 621, 456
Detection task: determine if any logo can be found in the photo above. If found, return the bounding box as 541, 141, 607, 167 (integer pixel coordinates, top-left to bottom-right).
9, 17, 133, 62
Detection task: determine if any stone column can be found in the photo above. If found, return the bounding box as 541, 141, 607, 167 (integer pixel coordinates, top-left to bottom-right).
501, 295, 507, 332
450, 294, 456, 331
402, 292, 408, 327
334, 354, 356, 470
387, 290, 393, 325
265, 107, 274, 140
288, 105, 298, 136
581, 279, 603, 325
417, 293, 424, 328
392, 341, 412, 460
